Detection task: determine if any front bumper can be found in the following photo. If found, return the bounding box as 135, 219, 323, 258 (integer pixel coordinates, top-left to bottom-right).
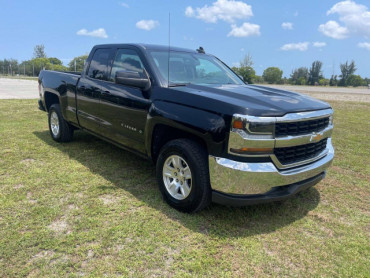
212, 173, 325, 206
209, 138, 334, 205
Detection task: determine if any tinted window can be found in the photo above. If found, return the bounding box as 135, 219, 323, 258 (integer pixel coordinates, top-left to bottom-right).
148, 51, 243, 85
110, 49, 145, 82
87, 48, 112, 80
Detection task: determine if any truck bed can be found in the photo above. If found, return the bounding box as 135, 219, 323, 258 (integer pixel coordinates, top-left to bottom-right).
39, 70, 81, 125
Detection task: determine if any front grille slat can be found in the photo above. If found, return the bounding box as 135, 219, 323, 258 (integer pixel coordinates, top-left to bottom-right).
274, 138, 328, 165
275, 117, 329, 137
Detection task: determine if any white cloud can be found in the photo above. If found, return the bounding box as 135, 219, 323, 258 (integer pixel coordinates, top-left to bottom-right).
313, 41, 327, 47
281, 22, 293, 30
119, 2, 129, 8
358, 42, 370, 50
319, 1, 370, 39
294, 11, 299, 17
280, 42, 309, 51
136, 20, 159, 31
227, 23, 260, 37
318, 20, 349, 39
185, 6, 195, 17
76, 28, 108, 38
185, 0, 253, 23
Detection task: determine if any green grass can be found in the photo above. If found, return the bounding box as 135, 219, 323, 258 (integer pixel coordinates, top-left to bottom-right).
0, 99, 369, 277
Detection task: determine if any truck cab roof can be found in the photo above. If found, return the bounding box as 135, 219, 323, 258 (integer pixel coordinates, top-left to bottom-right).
92, 43, 198, 54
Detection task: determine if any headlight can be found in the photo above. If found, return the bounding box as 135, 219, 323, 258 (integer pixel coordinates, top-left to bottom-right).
230, 115, 275, 155
232, 115, 275, 139
246, 122, 275, 135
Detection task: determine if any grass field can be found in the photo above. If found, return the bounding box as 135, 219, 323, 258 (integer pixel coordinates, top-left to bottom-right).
0, 99, 369, 277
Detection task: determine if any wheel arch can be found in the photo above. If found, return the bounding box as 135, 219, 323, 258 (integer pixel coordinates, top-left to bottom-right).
146, 101, 228, 162
44, 91, 60, 112
150, 124, 208, 163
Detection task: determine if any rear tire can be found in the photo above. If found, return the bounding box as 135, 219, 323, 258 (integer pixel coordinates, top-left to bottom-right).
48, 104, 74, 142
156, 139, 211, 213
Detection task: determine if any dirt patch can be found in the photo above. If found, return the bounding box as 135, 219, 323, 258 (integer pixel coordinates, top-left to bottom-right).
21, 158, 35, 165
26, 192, 37, 204
28, 250, 55, 264
14, 183, 24, 189
164, 246, 181, 269
99, 194, 120, 205
48, 218, 71, 234
67, 204, 79, 210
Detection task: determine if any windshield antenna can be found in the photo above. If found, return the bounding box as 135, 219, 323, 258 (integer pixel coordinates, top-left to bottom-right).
168, 12, 170, 88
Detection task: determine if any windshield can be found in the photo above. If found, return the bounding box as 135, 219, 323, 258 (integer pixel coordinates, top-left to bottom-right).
148, 50, 244, 86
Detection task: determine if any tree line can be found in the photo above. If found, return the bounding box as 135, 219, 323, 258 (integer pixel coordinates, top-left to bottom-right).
1, 45, 368, 87
0, 45, 88, 77
232, 54, 369, 87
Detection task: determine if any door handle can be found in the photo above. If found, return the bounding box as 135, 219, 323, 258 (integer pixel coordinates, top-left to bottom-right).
102, 90, 111, 96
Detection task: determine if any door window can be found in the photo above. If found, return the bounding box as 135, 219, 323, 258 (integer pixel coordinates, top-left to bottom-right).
110, 49, 145, 82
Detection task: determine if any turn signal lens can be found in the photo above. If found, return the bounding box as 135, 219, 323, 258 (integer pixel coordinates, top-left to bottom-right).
233, 120, 244, 129
230, 147, 273, 155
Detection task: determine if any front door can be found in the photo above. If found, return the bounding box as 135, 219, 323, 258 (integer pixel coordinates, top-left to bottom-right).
99, 48, 151, 154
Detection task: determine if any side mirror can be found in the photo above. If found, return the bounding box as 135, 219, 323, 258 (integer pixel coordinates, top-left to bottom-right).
115, 70, 151, 91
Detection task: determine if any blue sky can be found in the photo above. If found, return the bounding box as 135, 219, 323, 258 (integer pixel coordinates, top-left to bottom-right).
1, 0, 369, 77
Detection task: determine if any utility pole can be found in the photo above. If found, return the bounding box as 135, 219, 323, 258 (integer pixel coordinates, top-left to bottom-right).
74, 60, 76, 72
24, 64, 25, 76
32, 63, 34, 77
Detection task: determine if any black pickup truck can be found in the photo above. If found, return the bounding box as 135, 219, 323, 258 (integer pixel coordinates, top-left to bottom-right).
38, 44, 334, 212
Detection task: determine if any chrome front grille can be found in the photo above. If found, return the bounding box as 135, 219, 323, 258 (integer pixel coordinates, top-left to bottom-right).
229, 108, 334, 169
275, 117, 330, 137
274, 139, 328, 165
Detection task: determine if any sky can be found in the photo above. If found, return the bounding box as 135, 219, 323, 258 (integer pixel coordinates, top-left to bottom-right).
0, 0, 369, 78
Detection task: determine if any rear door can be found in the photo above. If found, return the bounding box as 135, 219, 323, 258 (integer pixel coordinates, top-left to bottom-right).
76, 48, 114, 134
98, 48, 151, 154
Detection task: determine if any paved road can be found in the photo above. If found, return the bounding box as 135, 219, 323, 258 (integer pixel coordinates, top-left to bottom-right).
0, 78, 39, 99
1, 78, 369, 102
263, 84, 370, 103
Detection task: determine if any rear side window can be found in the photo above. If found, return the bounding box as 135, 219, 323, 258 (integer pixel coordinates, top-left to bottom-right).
87, 48, 112, 80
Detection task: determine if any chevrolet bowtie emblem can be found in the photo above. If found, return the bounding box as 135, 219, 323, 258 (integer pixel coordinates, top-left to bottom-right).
310, 133, 323, 142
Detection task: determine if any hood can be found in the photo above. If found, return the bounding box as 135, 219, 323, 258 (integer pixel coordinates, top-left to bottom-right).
161, 84, 331, 117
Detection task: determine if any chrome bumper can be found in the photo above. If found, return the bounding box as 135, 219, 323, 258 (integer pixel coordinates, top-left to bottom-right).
209, 139, 334, 195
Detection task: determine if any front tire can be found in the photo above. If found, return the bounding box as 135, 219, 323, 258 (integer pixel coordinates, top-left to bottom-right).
156, 139, 211, 213
48, 104, 74, 142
